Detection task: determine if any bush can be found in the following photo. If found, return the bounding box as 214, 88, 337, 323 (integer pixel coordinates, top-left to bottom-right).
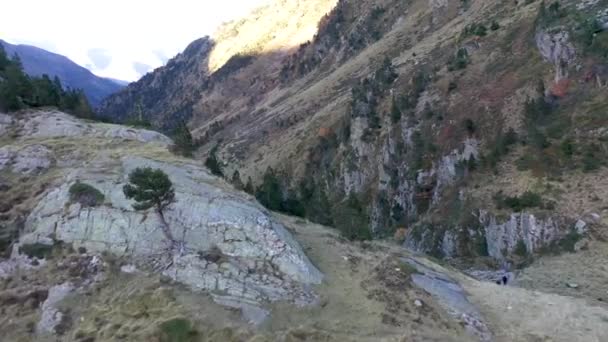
204, 145, 224, 177
463, 118, 476, 134
514, 239, 528, 256
495, 191, 543, 212
157, 318, 199, 342
393, 228, 408, 243
557, 230, 582, 253
461, 23, 488, 38
171, 120, 195, 157
332, 194, 372, 241
490, 21, 500, 31
69, 182, 105, 207
482, 128, 518, 169
447, 48, 470, 71
582, 144, 601, 172
19, 243, 54, 259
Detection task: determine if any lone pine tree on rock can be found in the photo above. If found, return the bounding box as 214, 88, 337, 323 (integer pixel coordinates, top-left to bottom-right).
123, 167, 177, 247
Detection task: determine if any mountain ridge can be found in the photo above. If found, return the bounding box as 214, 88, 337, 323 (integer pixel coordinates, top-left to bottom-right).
99, 0, 608, 263
0, 40, 127, 106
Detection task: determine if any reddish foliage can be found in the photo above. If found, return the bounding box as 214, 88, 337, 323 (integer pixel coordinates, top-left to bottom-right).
550, 79, 571, 98
318, 127, 334, 138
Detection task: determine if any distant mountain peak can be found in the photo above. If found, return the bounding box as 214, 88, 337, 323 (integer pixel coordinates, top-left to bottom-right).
0, 40, 127, 106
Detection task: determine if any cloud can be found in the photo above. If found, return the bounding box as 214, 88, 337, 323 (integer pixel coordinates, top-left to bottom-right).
0, 0, 269, 81
153, 50, 170, 64
87, 48, 112, 69
133, 62, 153, 77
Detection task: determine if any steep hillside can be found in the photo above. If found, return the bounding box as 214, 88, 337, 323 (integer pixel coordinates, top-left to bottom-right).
100, 0, 608, 264
0, 108, 606, 341
0, 40, 126, 106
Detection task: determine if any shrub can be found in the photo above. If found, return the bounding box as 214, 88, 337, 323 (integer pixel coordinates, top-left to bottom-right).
171, 120, 195, 157
560, 138, 575, 157
463, 118, 476, 134
514, 239, 528, 256
157, 318, 199, 342
447, 48, 470, 71
19, 243, 54, 259
393, 228, 408, 243
204, 145, 224, 177
582, 144, 601, 172
490, 21, 500, 31
557, 230, 582, 253
198, 245, 225, 263
69, 182, 105, 207
482, 128, 518, 169
495, 191, 543, 212
332, 194, 372, 241
461, 23, 488, 38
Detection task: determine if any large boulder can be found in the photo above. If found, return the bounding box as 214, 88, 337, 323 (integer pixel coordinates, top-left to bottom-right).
4, 110, 322, 323
20, 155, 322, 312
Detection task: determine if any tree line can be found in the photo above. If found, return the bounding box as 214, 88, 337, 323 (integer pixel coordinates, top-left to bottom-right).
0, 45, 93, 118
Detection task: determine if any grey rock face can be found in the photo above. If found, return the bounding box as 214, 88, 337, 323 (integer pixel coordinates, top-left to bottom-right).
535, 31, 576, 82
405, 209, 575, 261
37, 282, 74, 335
0, 144, 53, 174
480, 211, 565, 260
5, 110, 322, 322
0, 112, 12, 136
20, 154, 322, 310
18, 110, 172, 145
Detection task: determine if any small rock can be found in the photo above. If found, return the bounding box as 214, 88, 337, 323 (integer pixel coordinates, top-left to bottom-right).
575, 220, 587, 234
566, 283, 579, 289
588, 213, 601, 224
120, 264, 138, 274
414, 299, 423, 307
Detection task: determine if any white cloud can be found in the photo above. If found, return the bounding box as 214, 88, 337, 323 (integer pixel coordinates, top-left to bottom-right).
0, 0, 267, 81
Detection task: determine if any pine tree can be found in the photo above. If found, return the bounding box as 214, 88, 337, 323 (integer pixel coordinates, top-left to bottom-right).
255, 168, 283, 211
172, 120, 195, 157
123, 167, 176, 246
244, 177, 255, 194
205, 145, 224, 177
231, 170, 244, 190
390, 96, 401, 123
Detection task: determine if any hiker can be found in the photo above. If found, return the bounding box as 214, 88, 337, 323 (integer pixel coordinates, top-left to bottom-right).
502, 275, 508, 285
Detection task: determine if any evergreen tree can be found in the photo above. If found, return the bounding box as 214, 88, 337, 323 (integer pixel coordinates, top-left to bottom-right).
244, 177, 255, 194
390, 95, 401, 123
231, 170, 244, 190
255, 168, 283, 211
332, 193, 371, 240
0, 47, 93, 117
123, 167, 176, 246
172, 120, 195, 157
205, 145, 224, 177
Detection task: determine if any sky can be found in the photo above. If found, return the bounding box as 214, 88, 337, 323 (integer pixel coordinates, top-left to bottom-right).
0, 0, 267, 81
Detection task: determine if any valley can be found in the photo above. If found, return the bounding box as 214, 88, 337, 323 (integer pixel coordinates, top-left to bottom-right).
1, 0, 608, 341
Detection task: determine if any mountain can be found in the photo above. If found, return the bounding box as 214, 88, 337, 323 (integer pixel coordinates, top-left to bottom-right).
99, 0, 608, 265
1, 109, 606, 341
0, 40, 127, 106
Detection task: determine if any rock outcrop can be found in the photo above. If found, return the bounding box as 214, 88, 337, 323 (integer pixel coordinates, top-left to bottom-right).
5, 110, 322, 322
480, 211, 566, 260
535, 30, 576, 82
